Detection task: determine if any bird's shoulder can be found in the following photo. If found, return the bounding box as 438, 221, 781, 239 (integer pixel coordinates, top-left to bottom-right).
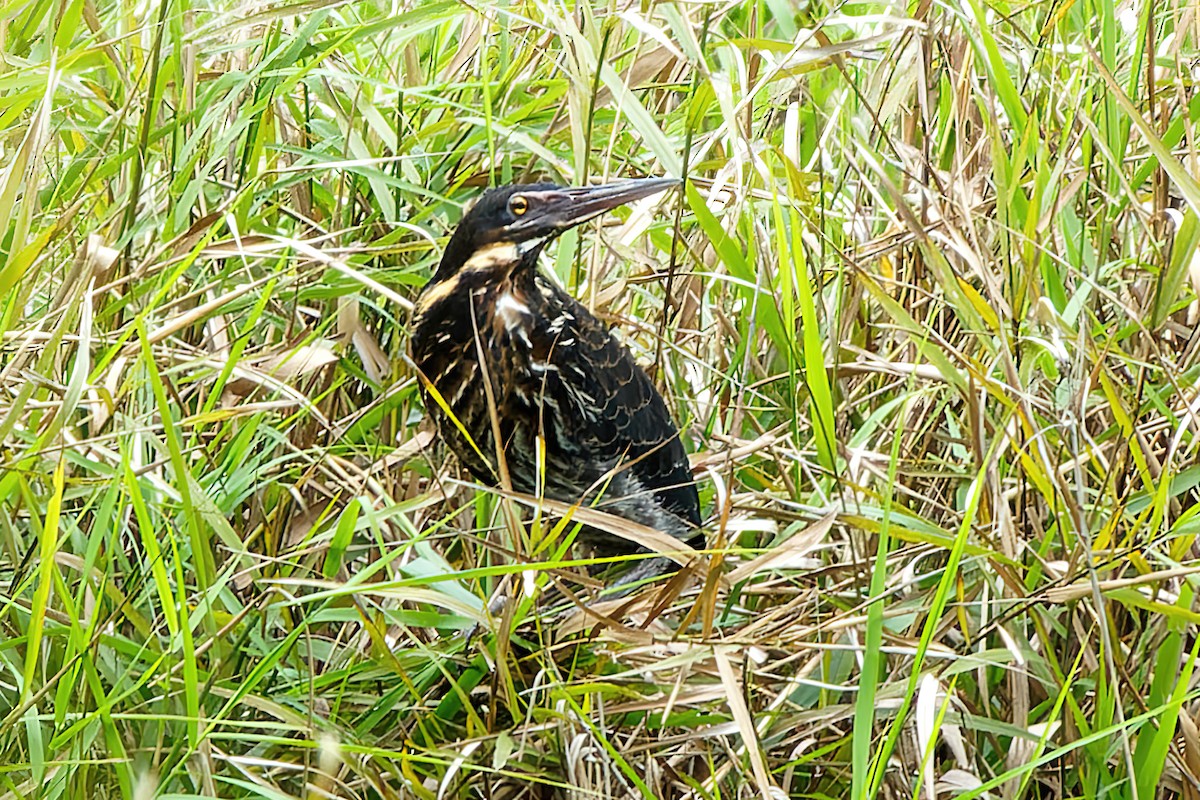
526, 275, 650, 419
526, 275, 698, 518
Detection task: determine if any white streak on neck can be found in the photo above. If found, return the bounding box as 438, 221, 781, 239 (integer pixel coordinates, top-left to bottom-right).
496, 292, 532, 328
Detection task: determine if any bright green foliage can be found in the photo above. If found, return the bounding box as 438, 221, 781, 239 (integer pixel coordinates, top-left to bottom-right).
3, 0, 1200, 797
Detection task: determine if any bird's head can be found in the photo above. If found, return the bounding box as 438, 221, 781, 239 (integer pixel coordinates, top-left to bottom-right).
435, 178, 680, 280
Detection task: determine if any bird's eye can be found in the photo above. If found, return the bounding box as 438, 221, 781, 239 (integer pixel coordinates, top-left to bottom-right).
509, 195, 529, 216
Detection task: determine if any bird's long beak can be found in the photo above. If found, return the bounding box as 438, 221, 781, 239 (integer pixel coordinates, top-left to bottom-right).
515, 177, 680, 235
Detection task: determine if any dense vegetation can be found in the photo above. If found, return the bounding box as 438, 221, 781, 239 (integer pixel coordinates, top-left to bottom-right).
3, 0, 1199, 796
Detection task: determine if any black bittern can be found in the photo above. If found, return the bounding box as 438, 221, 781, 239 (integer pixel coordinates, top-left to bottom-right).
410, 178, 699, 589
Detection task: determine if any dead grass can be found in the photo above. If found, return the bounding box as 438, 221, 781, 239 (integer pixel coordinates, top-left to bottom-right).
2, 0, 1200, 798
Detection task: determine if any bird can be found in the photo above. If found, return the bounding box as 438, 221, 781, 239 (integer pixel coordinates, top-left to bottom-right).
409, 178, 701, 589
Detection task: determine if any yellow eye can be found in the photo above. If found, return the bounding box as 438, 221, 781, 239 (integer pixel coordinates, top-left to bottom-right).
509, 195, 528, 216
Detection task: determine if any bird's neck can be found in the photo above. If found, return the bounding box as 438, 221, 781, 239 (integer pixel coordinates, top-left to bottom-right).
430, 227, 476, 283
415, 241, 542, 328
432, 233, 546, 283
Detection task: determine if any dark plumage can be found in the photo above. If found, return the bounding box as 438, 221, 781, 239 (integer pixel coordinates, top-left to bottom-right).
410, 178, 699, 578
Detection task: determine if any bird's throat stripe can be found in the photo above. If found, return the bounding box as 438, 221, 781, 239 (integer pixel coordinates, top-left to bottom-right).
414, 242, 523, 319
462, 240, 520, 271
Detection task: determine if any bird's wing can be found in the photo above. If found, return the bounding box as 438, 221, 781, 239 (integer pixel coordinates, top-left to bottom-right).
540, 297, 701, 528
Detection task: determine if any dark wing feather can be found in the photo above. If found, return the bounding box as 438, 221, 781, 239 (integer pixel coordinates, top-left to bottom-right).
542, 293, 701, 530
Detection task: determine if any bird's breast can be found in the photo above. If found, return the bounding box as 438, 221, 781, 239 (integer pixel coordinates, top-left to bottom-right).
412, 273, 547, 426
412, 274, 574, 491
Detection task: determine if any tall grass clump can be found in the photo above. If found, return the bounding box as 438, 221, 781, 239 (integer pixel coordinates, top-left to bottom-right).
3, 0, 1200, 797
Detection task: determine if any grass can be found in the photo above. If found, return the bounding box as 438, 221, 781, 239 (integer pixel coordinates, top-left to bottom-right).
3, 0, 1200, 797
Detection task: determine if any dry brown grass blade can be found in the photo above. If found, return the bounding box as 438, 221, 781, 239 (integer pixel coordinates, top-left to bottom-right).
371, 429, 436, 470
13, 2, 1200, 795
549, 45, 680, 136
551, 593, 677, 642
337, 297, 389, 384
689, 430, 781, 470
254, 341, 340, 381
1182, 710, 1200, 800
713, 647, 778, 797
725, 510, 834, 584
284, 236, 414, 311
1042, 566, 1200, 604
489, 489, 704, 571
133, 280, 269, 352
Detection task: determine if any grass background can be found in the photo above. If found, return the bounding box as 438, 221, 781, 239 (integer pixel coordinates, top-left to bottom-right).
3, 0, 1200, 796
